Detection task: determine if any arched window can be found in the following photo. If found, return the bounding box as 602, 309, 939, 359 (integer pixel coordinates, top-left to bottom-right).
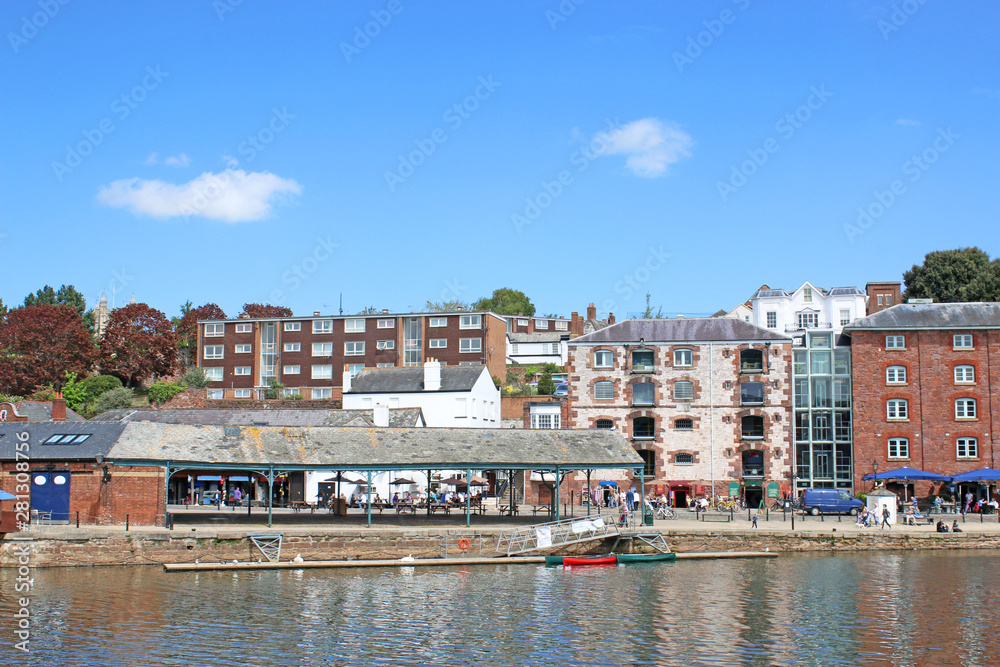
886, 366, 906, 384
887, 399, 908, 419
957, 437, 978, 458
954, 365, 975, 383
637, 450, 655, 477
594, 350, 613, 368
674, 381, 693, 401
632, 382, 654, 406
673, 349, 693, 367
595, 419, 614, 430
741, 415, 764, 439
594, 381, 613, 400
740, 349, 763, 373
955, 398, 977, 419
740, 382, 764, 405
674, 418, 693, 430
888, 437, 909, 459
633, 417, 655, 439
675, 453, 694, 464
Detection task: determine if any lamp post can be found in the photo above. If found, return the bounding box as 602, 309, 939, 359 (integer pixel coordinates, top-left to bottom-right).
872, 459, 879, 491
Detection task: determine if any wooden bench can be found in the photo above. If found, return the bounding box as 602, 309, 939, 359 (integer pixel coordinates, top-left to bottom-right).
429, 503, 451, 515
290, 501, 314, 513
498, 505, 519, 516
532, 505, 552, 516
700, 512, 731, 522
395, 503, 416, 515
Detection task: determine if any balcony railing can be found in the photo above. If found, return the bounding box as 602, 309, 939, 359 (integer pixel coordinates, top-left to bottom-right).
785, 322, 833, 332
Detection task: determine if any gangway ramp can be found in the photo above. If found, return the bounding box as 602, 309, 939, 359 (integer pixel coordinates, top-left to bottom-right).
496, 513, 621, 556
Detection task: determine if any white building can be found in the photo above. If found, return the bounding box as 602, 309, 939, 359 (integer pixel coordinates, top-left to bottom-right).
506, 332, 568, 366
750, 282, 866, 337
342, 360, 500, 428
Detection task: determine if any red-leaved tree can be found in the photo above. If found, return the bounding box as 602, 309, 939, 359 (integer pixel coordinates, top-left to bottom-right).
0, 305, 96, 395
99, 303, 178, 387
176, 303, 227, 346
239, 303, 293, 318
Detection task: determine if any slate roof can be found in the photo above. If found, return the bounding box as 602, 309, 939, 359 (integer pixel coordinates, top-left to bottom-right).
569, 318, 790, 344
507, 332, 565, 343
349, 365, 489, 394
90, 408, 424, 428
0, 422, 125, 461
108, 423, 643, 469
844, 303, 1000, 331
7, 401, 87, 422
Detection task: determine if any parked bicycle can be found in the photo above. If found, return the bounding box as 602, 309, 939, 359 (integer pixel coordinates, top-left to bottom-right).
654, 506, 677, 520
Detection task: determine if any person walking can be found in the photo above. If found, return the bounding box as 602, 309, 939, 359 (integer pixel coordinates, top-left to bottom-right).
751, 513, 758, 529
880, 504, 892, 529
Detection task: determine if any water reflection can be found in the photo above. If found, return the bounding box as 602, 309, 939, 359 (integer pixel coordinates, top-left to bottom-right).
2, 552, 999, 666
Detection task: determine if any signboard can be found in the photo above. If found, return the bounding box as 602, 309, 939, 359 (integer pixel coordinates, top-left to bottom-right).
728, 481, 740, 497
767, 482, 780, 498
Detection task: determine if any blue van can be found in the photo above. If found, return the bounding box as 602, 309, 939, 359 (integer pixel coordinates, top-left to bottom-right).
802, 489, 864, 516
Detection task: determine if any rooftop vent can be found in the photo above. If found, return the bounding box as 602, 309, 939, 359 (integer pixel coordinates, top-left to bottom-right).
907, 298, 933, 304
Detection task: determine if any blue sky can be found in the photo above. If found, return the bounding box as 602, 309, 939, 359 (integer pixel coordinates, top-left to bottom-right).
1, 1, 997, 321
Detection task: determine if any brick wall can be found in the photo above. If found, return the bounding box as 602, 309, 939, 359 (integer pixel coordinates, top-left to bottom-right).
162, 388, 342, 410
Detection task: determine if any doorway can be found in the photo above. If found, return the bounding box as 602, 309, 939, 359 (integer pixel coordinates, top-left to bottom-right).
31, 470, 71, 523
672, 488, 689, 508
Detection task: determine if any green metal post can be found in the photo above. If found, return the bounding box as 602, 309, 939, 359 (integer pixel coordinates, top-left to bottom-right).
555, 467, 561, 522
267, 465, 274, 527
366, 471, 372, 528
466, 467, 472, 527
586, 470, 592, 517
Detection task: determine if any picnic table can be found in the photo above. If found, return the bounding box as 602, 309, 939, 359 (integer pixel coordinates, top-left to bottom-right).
429, 502, 452, 515
290, 501, 314, 513
498, 504, 519, 517
395, 503, 416, 515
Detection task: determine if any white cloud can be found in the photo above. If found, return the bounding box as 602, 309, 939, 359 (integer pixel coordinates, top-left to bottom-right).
896, 118, 921, 126
144, 152, 192, 167
144, 152, 159, 165
96, 169, 303, 222
592, 118, 693, 177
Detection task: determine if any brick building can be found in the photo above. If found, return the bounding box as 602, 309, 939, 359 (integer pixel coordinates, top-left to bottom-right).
196, 310, 506, 401
865, 281, 903, 316
845, 303, 1000, 495
563, 318, 793, 508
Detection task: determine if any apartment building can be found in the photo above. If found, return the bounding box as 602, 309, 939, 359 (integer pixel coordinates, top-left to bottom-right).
503, 304, 616, 367
845, 303, 1000, 492
196, 310, 506, 401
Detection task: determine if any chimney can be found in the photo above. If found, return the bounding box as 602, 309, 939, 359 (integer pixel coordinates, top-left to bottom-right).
381, 309, 389, 314
587, 303, 597, 320
51, 398, 66, 422
373, 403, 390, 427
608, 312, 615, 324
313, 311, 321, 317
342, 370, 353, 393
570, 311, 582, 336
676, 314, 684, 319
424, 358, 441, 391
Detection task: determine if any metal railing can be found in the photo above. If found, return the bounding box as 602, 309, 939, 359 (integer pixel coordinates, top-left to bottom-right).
496, 513, 621, 556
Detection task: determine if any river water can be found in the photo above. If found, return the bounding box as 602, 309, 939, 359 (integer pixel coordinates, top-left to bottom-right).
1, 551, 998, 666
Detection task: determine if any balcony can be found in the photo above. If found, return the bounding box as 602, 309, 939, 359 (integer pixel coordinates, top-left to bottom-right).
785, 322, 832, 333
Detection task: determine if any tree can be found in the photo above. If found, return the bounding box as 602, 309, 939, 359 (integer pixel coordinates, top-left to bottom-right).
93, 387, 135, 414
537, 370, 555, 395
424, 299, 470, 312
98, 303, 178, 387
176, 303, 227, 346
183, 367, 209, 388
239, 303, 293, 318
0, 305, 97, 395
0, 298, 6, 316
641, 292, 665, 319
148, 381, 186, 404
62, 373, 123, 413
357, 306, 381, 315
473, 288, 535, 316
903, 247, 1000, 303
23, 284, 87, 317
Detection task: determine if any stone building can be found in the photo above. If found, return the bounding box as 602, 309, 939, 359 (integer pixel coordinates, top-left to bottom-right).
564, 318, 793, 508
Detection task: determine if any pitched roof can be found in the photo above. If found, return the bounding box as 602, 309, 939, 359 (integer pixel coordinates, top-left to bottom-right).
90, 407, 424, 428
0, 422, 125, 461
107, 423, 643, 469
349, 365, 489, 394
844, 303, 1000, 331
569, 318, 790, 344
507, 332, 565, 343
9, 401, 87, 422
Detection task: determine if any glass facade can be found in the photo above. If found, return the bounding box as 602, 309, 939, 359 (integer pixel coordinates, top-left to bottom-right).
403, 317, 421, 366
794, 332, 852, 489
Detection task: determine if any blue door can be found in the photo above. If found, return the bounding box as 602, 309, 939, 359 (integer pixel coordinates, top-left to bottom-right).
31, 471, 71, 522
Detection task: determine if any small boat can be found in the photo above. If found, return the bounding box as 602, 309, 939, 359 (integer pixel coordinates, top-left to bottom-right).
615, 552, 677, 564
544, 555, 564, 566
562, 555, 617, 566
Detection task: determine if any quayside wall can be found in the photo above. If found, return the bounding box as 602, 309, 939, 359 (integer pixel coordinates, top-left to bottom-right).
3, 527, 1000, 568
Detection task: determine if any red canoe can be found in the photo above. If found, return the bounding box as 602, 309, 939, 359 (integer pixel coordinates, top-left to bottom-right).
562, 555, 617, 566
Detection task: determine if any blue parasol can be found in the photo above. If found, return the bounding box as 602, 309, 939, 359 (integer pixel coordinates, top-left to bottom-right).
950, 468, 1000, 483
599, 481, 617, 487
0, 490, 16, 500
861, 467, 949, 482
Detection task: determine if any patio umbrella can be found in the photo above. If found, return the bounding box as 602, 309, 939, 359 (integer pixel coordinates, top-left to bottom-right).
860, 467, 949, 482
324, 472, 365, 484
950, 468, 1000, 482
390, 477, 416, 486
438, 476, 466, 486
468, 475, 489, 486
0, 490, 16, 500
599, 481, 618, 487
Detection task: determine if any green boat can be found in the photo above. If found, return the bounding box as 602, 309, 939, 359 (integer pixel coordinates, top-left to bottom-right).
615, 553, 677, 564
544, 555, 564, 566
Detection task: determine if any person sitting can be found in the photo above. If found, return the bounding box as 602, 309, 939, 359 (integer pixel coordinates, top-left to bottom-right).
936, 520, 949, 533
392, 492, 399, 505
952, 521, 963, 533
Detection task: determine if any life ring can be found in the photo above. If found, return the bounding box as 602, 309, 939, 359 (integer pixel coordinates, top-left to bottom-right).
458, 538, 470, 550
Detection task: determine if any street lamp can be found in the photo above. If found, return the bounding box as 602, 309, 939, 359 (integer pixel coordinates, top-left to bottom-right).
872, 459, 879, 491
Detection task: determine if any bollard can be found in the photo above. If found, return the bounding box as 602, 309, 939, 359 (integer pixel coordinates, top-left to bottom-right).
126, 514, 129, 531
76, 511, 80, 528
791, 512, 795, 530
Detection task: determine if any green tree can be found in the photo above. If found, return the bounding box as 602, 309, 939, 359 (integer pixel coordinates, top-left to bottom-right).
182, 367, 210, 388
424, 299, 470, 312
537, 370, 555, 395
92, 386, 135, 414
148, 381, 186, 404
473, 288, 535, 316
903, 247, 1000, 303
23, 284, 87, 317
0, 298, 6, 316
641, 292, 665, 318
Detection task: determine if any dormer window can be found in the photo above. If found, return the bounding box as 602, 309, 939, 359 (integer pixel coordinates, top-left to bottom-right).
803, 287, 812, 302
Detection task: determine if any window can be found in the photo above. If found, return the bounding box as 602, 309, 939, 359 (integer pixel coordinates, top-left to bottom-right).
207, 389, 224, 400
376, 340, 394, 350
886, 366, 906, 384
595, 350, 613, 368
203, 367, 223, 382
430, 317, 447, 327
675, 453, 694, 464
377, 319, 395, 329
594, 381, 614, 400
311, 365, 333, 380
741, 416, 764, 439
430, 339, 447, 349
887, 399, 908, 420
633, 417, 654, 439
885, 335, 905, 349
284, 322, 301, 332
235, 323, 252, 333
43, 434, 91, 444
204, 323, 224, 337
284, 389, 299, 398
674, 349, 693, 367
633, 382, 655, 406
877, 295, 884, 306
460, 315, 481, 329
377, 363, 393, 368
204, 346, 223, 360
347, 364, 364, 377
740, 349, 763, 373
673, 381, 693, 401
535, 319, 548, 329
312, 343, 332, 357
235, 344, 251, 354
345, 319, 365, 333
234, 389, 251, 398
835, 412, 851, 441
555, 321, 568, 331
810, 333, 831, 349
595, 419, 613, 430
885, 295, 893, 306
740, 382, 764, 405
234, 366, 251, 376
834, 350, 850, 375
803, 287, 812, 302
810, 351, 831, 375
674, 419, 693, 431
955, 399, 977, 419
283, 342, 300, 352
953, 334, 973, 349
839, 309, 850, 326
766, 312, 777, 329
638, 450, 655, 477
345, 341, 365, 356
460, 338, 481, 353
454, 398, 468, 418
957, 437, 978, 459
312, 320, 333, 334
793, 351, 807, 375
632, 350, 654, 372
888, 437, 909, 459
283, 365, 300, 375
313, 388, 332, 400
955, 365, 975, 383
798, 312, 818, 329
531, 413, 560, 429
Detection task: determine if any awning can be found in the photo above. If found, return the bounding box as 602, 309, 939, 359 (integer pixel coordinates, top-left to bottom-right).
744, 480, 763, 488
228, 476, 250, 481
197, 475, 222, 481
668, 481, 691, 488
